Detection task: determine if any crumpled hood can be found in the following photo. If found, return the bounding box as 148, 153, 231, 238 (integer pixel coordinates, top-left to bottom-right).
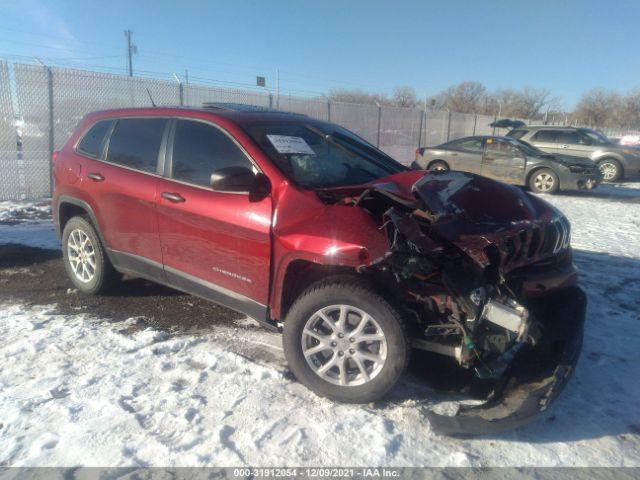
548, 153, 596, 167
373, 171, 567, 271
410, 171, 556, 226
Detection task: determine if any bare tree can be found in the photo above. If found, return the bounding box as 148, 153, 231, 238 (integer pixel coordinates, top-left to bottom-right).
328, 88, 389, 105
392, 86, 418, 108
491, 87, 558, 120
614, 89, 640, 129
431, 82, 488, 113
574, 89, 621, 128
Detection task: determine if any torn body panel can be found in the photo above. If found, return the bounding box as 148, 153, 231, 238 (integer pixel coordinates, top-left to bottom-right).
318, 170, 586, 434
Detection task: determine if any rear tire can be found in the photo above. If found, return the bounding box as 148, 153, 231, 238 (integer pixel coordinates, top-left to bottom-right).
529, 168, 559, 194
62, 216, 120, 294
283, 278, 408, 403
428, 160, 449, 172
597, 158, 622, 182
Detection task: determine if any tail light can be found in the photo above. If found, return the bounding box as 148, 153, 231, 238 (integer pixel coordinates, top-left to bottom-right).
51, 150, 59, 164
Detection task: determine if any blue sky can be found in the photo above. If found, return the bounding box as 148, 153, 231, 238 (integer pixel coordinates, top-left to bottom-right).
0, 0, 638, 108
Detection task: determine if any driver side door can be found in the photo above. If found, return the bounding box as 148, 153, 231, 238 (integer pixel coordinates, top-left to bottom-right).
156, 119, 272, 319
481, 138, 526, 184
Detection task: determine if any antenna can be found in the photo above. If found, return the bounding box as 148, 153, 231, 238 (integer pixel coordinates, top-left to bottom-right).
146, 88, 156, 107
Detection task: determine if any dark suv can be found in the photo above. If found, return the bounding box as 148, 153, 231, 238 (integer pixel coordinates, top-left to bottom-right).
53, 105, 586, 434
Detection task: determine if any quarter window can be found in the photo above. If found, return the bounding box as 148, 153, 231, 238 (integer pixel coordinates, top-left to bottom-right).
171, 120, 254, 187
77, 120, 113, 158
106, 118, 167, 173
531, 130, 559, 143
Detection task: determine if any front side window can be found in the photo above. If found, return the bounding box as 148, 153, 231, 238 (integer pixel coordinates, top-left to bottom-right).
106, 118, 167, 173
485, 138, 521, 158
77, 120, 113, 158
532, 130, 559, 143
244, 122, 405, 188
580, 129, 612, 145
448, 137, 483, 153
171, 120, 254, 187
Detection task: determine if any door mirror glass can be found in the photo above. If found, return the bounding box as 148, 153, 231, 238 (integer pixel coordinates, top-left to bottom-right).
210, 166, 256, 191
210, 167, 271, 199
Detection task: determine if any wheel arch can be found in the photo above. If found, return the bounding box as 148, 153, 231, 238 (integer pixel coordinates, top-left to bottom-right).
57, 196, 109, 250
277, 259, 357, 322
427, 159, 449, 170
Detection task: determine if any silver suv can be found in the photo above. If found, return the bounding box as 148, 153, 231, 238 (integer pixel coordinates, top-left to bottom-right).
507, 126, 640, 182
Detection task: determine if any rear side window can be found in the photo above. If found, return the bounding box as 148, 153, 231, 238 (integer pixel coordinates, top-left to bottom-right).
106, 118, 167, 173
506, 129, 528, 140
171, 120, 254, 187
77, 120, 113, 158
531, 130, 559, 143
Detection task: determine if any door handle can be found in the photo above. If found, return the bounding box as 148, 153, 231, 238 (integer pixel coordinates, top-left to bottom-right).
450, 152, 458, 156
87, 172, 104, 182
560, 144, 569, 149
161, 192, 185, 203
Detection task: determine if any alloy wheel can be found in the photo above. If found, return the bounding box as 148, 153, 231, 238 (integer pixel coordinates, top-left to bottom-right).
301, 304, 388, 387
67, 229, 96, 283
599, 161, 618, 181
534, 172, 555, 192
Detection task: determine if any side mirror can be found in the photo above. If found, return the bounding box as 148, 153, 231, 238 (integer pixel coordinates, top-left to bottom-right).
210, 166, 271, 200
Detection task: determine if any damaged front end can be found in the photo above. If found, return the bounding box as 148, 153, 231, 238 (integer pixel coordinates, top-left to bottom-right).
344, 171, 587, 435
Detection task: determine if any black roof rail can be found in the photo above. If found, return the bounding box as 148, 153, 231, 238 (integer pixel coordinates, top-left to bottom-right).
201, 102, 307, 116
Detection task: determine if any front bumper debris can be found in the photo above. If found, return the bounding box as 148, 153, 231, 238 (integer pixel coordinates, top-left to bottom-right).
425, 286, 586, 436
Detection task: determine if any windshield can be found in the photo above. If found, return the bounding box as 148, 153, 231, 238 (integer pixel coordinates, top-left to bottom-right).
508, 138, 549, 157
580, 129, 612, 145
244, 122, 406, 188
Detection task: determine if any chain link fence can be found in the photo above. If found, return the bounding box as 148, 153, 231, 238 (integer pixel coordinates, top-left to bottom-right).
0, 61, 534, 201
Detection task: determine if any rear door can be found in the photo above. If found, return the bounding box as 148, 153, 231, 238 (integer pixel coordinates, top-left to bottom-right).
82, 117, 167, 267
481, 138, 526, 184
528, 129, 560, 154
156, 119, 272, 318
444, 137, 484, 173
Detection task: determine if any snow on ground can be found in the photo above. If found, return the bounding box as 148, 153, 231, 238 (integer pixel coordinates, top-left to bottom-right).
0, 200, 58, 250
1, 185, 640, 467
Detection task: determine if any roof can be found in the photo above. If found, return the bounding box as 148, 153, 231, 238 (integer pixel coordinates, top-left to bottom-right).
83, 104, 317, 126
515, 125, 581, 130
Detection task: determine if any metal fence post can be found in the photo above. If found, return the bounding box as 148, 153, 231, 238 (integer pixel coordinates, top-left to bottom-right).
269, 93, 273, 109
178, 82, 184, 106
376, 105, 382, 148
473, 114, 477, 136
418, 109, 424, 148
446, 110, 452, 141
327, 99, 331, 122
46, 66, 54, 196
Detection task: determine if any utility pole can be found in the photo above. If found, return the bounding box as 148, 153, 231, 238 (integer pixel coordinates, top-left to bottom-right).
276, 68, 280, 109
124, 29, 137, 77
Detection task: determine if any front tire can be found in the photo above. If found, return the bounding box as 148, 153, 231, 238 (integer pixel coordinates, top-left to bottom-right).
283, 278, 408, 403
62, 216, 120, 294
597, 158, 622, 182
529, 168, 559, 194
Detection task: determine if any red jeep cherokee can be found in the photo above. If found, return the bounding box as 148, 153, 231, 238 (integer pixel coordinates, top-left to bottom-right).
53, 104, 586, 434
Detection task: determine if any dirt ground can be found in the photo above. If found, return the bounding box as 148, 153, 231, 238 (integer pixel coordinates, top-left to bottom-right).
0, 243, 244, 332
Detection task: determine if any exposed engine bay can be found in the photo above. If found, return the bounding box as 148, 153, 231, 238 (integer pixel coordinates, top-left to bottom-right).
318, 171, 586, 434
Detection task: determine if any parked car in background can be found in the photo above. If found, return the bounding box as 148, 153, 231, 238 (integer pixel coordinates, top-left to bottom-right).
507, 126, 640, 182
412, 135, 600, 194
52, 105, 586, 434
